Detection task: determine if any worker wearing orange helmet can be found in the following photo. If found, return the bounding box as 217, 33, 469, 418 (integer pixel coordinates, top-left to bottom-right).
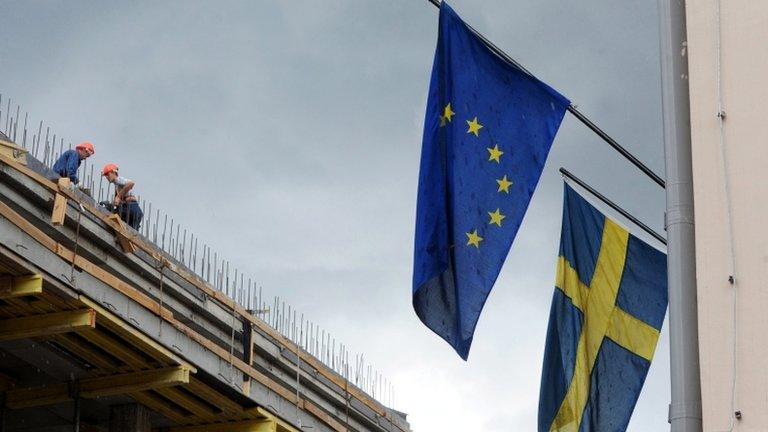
52, 142, 95, 185
102, 163, 143, 230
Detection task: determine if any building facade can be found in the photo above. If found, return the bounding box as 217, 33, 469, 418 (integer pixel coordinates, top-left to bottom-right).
687, 1, 768, 430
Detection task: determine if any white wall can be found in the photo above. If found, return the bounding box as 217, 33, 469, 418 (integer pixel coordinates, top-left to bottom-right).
687, 1, 768, 430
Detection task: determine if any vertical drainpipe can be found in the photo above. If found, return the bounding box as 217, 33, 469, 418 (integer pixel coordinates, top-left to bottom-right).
658, 0, 703, 431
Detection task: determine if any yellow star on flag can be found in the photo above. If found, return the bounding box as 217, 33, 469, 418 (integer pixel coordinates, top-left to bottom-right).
443, 103, 455, 123
466, 117, 483, 136
487, 144, 504, 163
439, 115, 447, 127
496, 175, 513, 193
488, 208, 506, 227
466, 229, 483, 248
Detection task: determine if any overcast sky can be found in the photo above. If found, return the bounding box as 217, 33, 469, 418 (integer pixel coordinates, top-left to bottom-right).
0, 1, 668, 430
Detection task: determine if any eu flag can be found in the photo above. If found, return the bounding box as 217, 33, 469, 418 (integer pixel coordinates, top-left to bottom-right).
413, 1, 570, 360
538, 184, 667, 432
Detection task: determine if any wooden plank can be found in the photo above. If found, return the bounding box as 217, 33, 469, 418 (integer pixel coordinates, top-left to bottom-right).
5, 366, 190, 409
169, 419, 276, 432
56, 177, 71, 191
0, 309, 95, 341
0, 274, 42, 299
51, 194, 67, 225
107, 214, 137, 253
51, 177, 71, 225
118, 235, 138, 253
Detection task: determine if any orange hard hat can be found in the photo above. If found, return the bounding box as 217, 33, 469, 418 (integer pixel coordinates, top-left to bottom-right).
102, 163, 119, 176
75, 141, 95, 155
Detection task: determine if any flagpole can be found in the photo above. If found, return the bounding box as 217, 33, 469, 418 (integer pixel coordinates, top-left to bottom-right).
559, 168, 666, 246
657, 0, 702, 430
424, 0, 666, 189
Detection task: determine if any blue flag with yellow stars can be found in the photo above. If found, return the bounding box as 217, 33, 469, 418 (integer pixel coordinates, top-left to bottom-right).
538, 183, 667, 432
412, 1, 570, 360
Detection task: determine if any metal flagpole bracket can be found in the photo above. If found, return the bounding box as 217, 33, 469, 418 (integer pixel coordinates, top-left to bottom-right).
559, 167, 667, 246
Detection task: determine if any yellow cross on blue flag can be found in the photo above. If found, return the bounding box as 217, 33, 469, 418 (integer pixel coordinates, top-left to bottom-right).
413, 1, 570, 360
538, 184, 668, 431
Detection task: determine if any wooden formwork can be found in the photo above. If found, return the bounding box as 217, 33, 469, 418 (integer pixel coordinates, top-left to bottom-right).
0, 264, 297, 432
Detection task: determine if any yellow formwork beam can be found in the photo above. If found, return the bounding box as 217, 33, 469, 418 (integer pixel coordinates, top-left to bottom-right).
0, 309, 95, 341
6, 366, 190, 409
256, 408, 301, 432
0, 274, 43, 299
168, 419, 277, 432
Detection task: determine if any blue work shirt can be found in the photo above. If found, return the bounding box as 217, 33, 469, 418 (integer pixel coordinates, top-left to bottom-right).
52, 149, 81, 183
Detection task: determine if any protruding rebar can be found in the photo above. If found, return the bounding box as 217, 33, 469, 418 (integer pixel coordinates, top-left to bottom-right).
42, 127, 50, 165
22, 112, 28, 148
34, 121, 42, 157
4, 98, 10, 134
13, 105, 19, 142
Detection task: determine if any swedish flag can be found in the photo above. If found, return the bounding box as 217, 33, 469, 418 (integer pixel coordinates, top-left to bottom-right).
538, 184, 668, 432
413, 2, 570, 360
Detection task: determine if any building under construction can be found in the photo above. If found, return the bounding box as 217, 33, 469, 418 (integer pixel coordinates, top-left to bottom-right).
0, 130, 410, 431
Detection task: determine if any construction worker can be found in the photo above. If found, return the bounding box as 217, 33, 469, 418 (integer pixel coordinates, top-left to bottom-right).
52, 142, 94, 185
102, 163, 143, 230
